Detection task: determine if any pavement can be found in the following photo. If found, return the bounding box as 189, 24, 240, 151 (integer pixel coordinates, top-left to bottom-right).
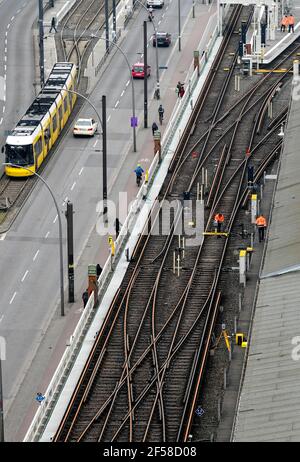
1, 0, 218, 441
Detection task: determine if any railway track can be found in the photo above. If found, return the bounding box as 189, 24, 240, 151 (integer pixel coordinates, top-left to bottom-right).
58, 0, 117, 85
51, 4, 295, 442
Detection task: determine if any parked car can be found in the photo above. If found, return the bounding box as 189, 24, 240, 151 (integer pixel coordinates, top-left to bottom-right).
147, 0, 164, 8
132, 62, 151, 79
73, 118, 98, 136
152, 32, 171, 47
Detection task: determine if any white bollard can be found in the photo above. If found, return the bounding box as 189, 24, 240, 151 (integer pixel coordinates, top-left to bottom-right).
251, 194, 257, 224
239, 250, 246, 286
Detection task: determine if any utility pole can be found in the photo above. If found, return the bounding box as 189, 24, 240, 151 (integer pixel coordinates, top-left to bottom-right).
65, 201, 74, 303
102, 95, 108, 217
38, 0, 45, 87
143, 20, 148, 128
178, 0, 181, 52
0, 358, 4, 442
105, 0, 109, 53
112, 0, 116, 35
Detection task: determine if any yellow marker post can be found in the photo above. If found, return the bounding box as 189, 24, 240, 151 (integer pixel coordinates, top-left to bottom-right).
145, 169, 149, 184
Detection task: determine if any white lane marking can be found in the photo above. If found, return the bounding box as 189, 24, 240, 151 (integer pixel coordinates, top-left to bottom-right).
120, 90, 125, 97
21, 270, 29, 282
11, 16, 15, 21
53, 214, 58, 223
4, 47, 7, 54
45, 231, 50, 238
33, 250, 40, 261
5, 31, 8, 37
0, 315, 4, 324
0, 118, 3, 125
79, 167, 84, 175
115, 100, 119, 108
62, 196, 68, 206
126, 80, 130, 87
7, 23, 10, 29
3, 106, 5, 113
71, 181, 76, 191
107, 115, 111, 123
17, 9, 21, 14
9, 292, 17, 304
0, 232, 6, 240
93, 139, 98, 148
158, 20, 161, 25
4, 56, 7, 62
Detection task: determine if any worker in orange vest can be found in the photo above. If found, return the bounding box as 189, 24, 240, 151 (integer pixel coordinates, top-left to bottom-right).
281, 15, 288, 32
256, 214, 267, 242
214, 213, 224, 233
288, 14, 295, 33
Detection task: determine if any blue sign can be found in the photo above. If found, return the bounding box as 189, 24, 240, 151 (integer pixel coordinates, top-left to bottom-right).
131, 116, 138, 128
36, 393, 45, 404
195, 406, 205, 417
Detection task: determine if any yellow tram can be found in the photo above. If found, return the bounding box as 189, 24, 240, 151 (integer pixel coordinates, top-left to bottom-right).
3, 62, 77, 177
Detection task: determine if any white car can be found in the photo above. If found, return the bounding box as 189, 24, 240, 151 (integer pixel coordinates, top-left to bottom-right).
147, 0, 164, 8
73, 118, 98, 136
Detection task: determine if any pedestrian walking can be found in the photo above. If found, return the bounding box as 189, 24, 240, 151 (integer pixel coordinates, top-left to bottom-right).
288, 14, 295, 33
256, 214, 267, 242
49, 16, 57, 33
82, 289, 89, 307
115, 218, 121, 238
179, 85, 185, 98
152, 121, 158, 136
158, 104, 164, 125
214, 213, 224, 233
96, 264, 102, 278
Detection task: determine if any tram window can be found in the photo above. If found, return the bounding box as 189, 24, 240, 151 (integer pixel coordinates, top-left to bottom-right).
63, 97, 68, 113
34, 137, 43, 156
52, 113, 57, 131
5, 144, 34, 165
44, 127, 50, 141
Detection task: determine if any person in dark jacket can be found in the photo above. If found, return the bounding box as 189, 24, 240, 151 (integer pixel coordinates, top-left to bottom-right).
152, 121, 158, 136
96, 264, 102, 278
82, 289, 89, 307
49, 16, 57, 33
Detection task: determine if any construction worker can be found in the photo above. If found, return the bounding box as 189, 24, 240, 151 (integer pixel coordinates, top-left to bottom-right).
288, 14, 295, 33
256, 214, 267, 242
281, 15, 288, 32
214, 213, 224, 233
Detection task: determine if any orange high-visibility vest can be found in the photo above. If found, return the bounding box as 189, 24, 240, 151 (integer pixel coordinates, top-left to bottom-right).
256, 216, 267, 227
288, 15, 295, 25
282, 16, 289, 26
214, 214, 224, 223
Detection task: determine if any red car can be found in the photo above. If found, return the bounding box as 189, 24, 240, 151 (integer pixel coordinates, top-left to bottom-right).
132, 62, 151, 79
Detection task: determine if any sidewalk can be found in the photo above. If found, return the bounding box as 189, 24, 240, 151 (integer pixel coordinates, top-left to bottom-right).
9, 1, 217, 441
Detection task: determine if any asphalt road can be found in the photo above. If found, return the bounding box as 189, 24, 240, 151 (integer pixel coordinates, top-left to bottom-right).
0, 0, 215, 440
0, 0, 36, 172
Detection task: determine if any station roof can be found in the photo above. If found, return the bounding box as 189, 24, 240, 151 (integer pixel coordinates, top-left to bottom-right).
233, 96, 300, 442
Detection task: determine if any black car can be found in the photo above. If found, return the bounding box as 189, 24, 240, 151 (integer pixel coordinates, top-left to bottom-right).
152, 32, 171, 47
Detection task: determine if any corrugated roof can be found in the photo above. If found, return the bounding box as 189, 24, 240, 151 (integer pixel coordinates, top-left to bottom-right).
233, 95, 300, 442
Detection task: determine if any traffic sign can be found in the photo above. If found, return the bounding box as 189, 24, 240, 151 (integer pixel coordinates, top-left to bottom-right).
131, 116, 138, 127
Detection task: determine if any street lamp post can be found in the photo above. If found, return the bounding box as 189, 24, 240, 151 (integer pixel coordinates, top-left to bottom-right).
134, 0, 160, 99
3, 163, 65, 317
90, 34, 137, 152
178, 0, 181, 52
